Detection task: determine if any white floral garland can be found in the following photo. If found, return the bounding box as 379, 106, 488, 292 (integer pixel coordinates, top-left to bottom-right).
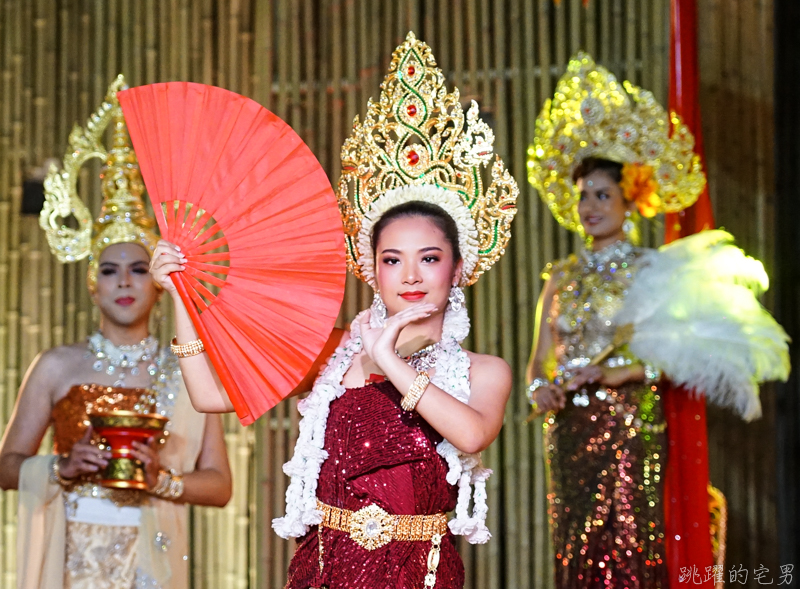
272, 301, 493, 544
356, 185, 480, 288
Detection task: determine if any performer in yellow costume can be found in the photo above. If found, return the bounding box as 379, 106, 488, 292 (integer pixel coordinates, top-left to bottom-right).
526, 54, 788, 588
0, 77, 232, 589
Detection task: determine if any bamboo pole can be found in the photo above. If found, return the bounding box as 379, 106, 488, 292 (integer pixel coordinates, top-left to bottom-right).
624, 0, 636, 81
479, 6, 497, 587
508, 0, 533, 585
640, 0, 652, 114
491, 0, 522, 584
0, 1, 12, 583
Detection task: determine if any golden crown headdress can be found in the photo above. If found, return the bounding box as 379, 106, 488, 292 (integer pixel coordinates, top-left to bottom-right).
39, 75, 159, 289
527, 52, 706, 234
337, 31, 519, 288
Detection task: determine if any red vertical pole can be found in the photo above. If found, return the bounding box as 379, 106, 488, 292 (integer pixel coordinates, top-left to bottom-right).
663, 1, 715, 587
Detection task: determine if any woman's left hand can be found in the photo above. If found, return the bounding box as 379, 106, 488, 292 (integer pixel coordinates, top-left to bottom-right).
567, 364, 642, 390
358, 303, 437, 371
131, 438, 161, 490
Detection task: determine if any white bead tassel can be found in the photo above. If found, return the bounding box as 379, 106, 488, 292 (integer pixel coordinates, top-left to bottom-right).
433, 318, 493, 545
272, 324, 362, 538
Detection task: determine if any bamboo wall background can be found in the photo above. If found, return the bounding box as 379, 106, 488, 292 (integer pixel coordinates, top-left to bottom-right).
698, 0, 781, 580
0, 1, 778, 588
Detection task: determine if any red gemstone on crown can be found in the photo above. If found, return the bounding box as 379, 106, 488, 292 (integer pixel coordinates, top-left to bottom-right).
407, 104, 417, 117
408, 151, 420, 165
408, 65, 416, 76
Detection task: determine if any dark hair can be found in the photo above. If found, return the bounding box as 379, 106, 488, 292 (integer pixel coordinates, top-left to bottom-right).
371, 200, 462, 263
572, 156, 623, 184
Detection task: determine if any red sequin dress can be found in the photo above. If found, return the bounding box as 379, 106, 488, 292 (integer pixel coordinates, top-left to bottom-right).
284, 380, 464, 589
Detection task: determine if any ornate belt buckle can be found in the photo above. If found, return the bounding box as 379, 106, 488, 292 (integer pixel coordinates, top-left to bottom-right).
348, 504, 396, 551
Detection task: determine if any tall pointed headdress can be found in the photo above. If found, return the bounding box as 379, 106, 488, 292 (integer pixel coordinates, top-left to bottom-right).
337, 32, 518, 287
527, 52, 706, 234
40, 75, 159, 289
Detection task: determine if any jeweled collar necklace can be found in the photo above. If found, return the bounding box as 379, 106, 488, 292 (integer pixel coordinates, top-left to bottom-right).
580, 239, 635, 269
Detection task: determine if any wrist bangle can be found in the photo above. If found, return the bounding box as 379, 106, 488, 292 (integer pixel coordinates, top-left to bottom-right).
526, 378, 550, 405
152, 470, 171, 495
49, 455, 71, 487
170, 337, 205, 358
151, 469, 184, 500
401, 371, 430, 412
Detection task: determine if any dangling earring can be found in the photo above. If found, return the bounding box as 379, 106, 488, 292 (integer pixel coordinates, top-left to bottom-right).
622, 210, 634, 239
448, 285, 465, 311
371, 291, 387, 324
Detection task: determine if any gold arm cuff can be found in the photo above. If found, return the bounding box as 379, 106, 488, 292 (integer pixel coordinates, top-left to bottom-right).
151, 469, 184, 500
170, 337, 205, 358
401, 371, 430, 412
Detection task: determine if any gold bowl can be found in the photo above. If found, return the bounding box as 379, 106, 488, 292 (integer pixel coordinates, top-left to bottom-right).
88, 410, 168, 490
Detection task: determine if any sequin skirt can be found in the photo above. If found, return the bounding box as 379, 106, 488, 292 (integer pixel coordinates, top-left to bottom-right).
544, 381, 669, 589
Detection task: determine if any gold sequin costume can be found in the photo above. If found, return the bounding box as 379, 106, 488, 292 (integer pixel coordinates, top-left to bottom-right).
63, 521, 139, 589
542, 241, 668, 588
52, 349, 182, 589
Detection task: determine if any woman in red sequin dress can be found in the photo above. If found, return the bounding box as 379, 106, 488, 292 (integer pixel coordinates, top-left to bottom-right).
280, 200, 513, 588
151, 33, 519, 588
156, 197, 515, 589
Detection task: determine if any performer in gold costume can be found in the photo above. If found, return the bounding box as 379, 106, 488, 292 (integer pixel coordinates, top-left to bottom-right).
0, 77, 232, 589
527, 53, 789, 589
525, 54, 708, 589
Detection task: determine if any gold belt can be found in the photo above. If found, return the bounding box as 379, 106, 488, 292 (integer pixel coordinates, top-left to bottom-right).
316, 500, 447, 551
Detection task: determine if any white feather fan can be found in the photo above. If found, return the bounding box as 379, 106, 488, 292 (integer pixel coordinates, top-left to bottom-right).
613, 230, 790, 421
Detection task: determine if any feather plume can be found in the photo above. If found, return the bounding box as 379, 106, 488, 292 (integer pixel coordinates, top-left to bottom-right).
615, 230, 789, 421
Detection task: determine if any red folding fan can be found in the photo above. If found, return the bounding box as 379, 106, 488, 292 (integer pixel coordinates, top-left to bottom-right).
118, 83, 346, 425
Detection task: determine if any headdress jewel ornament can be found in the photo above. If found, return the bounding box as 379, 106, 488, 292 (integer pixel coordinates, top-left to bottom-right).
337, 31, 519, 287
39, 74, 159, 288
526, 52, 706, 234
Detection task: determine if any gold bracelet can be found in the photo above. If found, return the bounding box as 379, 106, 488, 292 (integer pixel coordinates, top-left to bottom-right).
401, 371, 430, 412
49, 455, 71, 487
170, 337, 205, 358
152, 469, 184, 500
152, 470, 171, 495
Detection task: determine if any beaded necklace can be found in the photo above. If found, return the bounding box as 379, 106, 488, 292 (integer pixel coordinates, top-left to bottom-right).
86, 332, 159, 388
397, 341, 443, 371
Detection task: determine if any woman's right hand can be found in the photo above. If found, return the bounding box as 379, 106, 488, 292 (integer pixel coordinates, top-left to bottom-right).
58, 427, 112, 480
149, 240, 186, 294
532, 384, 567, 414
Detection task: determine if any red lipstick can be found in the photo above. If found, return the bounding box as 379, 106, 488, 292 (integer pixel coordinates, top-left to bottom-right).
399, 291, 426, 302
115, 297, 135, 306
